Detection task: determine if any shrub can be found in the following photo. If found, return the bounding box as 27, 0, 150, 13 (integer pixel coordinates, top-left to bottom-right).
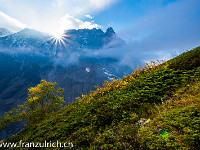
0, 80, 65, 131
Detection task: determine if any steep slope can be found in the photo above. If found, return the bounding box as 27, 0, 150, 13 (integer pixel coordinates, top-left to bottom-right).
168, 46, 200, 70
3, 46, 200, 149
0, 28, 13, 37
0, 28, 51, 54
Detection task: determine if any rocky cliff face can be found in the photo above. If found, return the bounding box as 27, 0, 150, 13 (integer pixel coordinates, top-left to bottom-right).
63, 27, 119, 49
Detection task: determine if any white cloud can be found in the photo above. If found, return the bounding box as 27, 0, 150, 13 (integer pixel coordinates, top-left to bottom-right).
0, 0, 119, 33
0, 11, 27, 32
89, 0, 116, 10
52, 0, 119, 15
119, 0, 200, 51
58, 14, 101, 31
52, 0, 64, 8
85, 15, 93, 19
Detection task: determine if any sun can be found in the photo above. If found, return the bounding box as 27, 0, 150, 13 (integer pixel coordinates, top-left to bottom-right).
53, 30, 64, 39
47, 29, 72, 56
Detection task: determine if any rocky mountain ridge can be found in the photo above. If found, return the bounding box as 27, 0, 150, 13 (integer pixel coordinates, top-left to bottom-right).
0, 28, 13, 37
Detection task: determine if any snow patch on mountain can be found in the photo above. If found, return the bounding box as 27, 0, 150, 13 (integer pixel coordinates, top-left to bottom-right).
0, 27, 13, 37
102, 67, 118, 81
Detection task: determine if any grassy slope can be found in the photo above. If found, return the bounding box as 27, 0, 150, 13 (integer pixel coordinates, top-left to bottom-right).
5, 46, 200, 149
138, 81, 200, 149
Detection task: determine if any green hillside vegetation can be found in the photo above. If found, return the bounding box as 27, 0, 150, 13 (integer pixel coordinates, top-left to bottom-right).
1, 46, 200, 149
168, 46, 200, 70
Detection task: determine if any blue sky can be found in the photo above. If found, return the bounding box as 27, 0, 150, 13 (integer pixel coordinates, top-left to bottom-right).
0, 0, 198, 33
0, 0, 200, 65
94, 0, 178, 31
